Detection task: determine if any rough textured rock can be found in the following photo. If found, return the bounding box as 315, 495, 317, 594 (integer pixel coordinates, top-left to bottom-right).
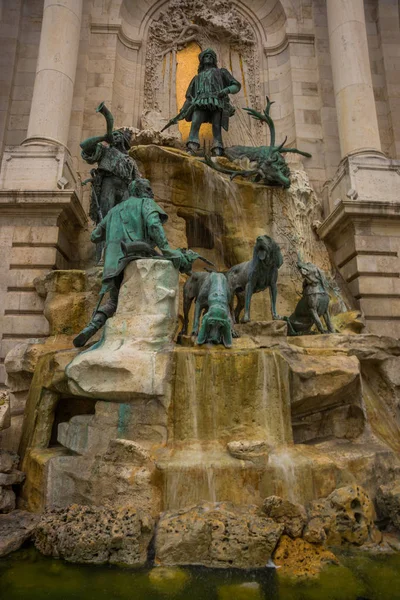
0, 471, 25, 486
376, 481, 400, 530
0, 487, 15, 513
34, 268, 102, 336
332, 310, 365, 334
34, 504, 154, 566
0, 390, 10, 431
262, 496, 307, 538
66, 260, 179, 402
0, 449, 19, 473
307, 485, 378, 546
155, 502, 284, 568
0, 510, 40, 557
273, 535, 339, 578
227, 440, 272, 462
303, 517, 327, 544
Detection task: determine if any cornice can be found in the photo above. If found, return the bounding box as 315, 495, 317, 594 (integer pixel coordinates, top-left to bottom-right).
264, 32, 314, 57
0, 190, 87, 228
317, 199, 400, 240
90, 22, 142, 51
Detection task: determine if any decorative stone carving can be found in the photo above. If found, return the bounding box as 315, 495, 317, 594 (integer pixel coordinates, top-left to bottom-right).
145, 0, 262, 147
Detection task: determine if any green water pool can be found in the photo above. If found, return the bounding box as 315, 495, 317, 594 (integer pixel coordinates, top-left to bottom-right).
1, 547, 400, 600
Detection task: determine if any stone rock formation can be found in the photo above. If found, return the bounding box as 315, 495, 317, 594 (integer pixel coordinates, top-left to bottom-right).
0, 510, 39, 557
0, 391, 10, 431
262, 496, 307, 538
273, 535, 339, 579
376, 481, 400, 530
0, 450, 24, 514
306, 485, 380, 547
155, 502, 284, 568
34, 505, 154, 566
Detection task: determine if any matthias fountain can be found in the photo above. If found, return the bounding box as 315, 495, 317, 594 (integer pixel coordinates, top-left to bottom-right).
1, 45, 400, 592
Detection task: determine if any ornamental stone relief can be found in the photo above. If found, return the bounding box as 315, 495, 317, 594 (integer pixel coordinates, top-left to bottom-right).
144, 0, 264, 147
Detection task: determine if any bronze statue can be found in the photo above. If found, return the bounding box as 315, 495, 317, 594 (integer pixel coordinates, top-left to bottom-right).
192, 271, 235, 347
73, 178, 196, 348
80, 102, 140, 223
162, 48, 241, 156
205, 97, 311, 188
284, 256, 336, 335
226, 235, 283, 323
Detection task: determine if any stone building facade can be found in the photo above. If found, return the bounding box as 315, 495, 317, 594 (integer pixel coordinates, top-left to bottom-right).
1, 0, 400, 389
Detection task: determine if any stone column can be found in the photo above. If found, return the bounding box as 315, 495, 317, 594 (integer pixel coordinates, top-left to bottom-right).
327, 0, 381, 158
25, 0, 83, 147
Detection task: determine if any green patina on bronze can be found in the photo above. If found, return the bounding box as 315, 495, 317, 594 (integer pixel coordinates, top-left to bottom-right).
162, 48, 241, 156
81, 103, 140, 224
73, 178, 200, 348
205, 97, 312, 188
284, 255, 336, 336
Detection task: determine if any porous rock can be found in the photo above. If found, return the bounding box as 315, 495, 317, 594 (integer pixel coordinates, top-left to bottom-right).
0, 510, 40, 557
34, 504, 154, 566
273, 535, 339, 578
376, 480, 400, 530
155, 502, 284, 569
262, 495, 307, 538
307, 485, 378, 546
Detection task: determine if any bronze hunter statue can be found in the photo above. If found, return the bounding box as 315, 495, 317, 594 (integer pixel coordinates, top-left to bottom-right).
162, 48, 241, 156
80, 102, 140, 223
73, 178, 199, 348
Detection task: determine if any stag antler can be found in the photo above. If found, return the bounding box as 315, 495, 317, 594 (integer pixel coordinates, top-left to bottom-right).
243, 96, 276, 151
203, 154, 260, 181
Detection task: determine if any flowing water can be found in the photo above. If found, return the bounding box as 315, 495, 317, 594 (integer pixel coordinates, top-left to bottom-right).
1, 547, 400, 600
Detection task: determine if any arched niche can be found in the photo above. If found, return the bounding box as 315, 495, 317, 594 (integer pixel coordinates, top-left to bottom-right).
117, 0, 295, 148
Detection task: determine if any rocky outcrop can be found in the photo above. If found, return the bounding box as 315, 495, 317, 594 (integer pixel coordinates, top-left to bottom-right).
273, 535, 339, 578
155, 502, 284, 568
34, 505, 155, 566
0, 510, 39, 557
262, 496, 307, 538
376, 481, 400, 530
0, 390, 10, 431
306, 485, 380, 546
0, 450, 24, 513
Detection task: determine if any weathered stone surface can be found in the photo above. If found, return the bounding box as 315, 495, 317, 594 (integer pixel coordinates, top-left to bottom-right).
307, 485, 378, 546
66, 260, 179, 401
376, 481, 400, 530
331, 310, 365, 334
303, 517, 327, 544
227, 440, 271, 462
0, 391, 11, 431
0, 450, 19, 473
34, 268, 102, 336
0, 487, 15, 513
0, 470, 25, 486
289, 354, 361, 415
155, 502, 284, 568
0, 510, 40, 557
262, 496, 307, 538
273, 535, 339, 578
34, 505, 154, 566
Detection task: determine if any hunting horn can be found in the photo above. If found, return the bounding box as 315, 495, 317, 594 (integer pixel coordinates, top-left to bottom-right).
96, 101, 114, 138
